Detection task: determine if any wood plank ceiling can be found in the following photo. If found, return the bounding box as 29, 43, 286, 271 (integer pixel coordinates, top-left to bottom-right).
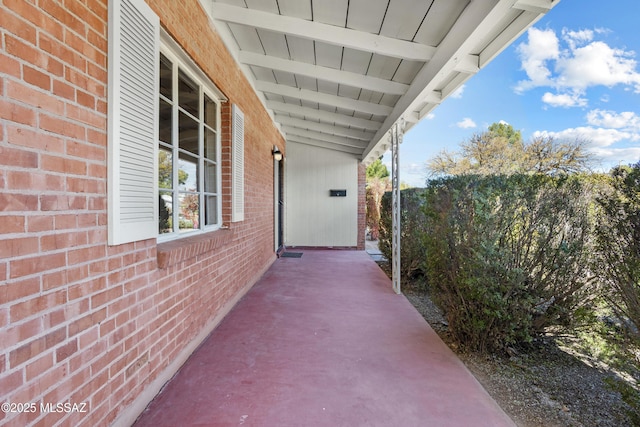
203, 0, 560, 163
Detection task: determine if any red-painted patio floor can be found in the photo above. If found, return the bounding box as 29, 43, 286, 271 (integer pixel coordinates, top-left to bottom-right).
134, 250, 514, 427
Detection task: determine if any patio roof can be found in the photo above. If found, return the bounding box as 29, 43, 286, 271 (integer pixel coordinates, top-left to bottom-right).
202, 0, 560, 163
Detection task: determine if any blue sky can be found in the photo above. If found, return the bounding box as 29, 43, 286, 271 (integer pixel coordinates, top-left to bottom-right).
391, 0, 640, 187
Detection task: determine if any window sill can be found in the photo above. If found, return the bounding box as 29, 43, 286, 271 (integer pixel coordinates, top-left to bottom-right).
157, 228, 234, 269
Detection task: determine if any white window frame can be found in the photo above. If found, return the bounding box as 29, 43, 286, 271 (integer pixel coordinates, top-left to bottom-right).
158, 32, 225, 242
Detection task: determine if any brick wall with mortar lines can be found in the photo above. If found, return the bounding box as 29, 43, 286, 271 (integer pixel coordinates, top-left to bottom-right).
357, 163, 366, 250
0, 0, 284, 426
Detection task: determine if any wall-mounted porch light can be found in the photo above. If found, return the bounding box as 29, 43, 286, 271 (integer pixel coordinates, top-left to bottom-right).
272, 146, 283, 161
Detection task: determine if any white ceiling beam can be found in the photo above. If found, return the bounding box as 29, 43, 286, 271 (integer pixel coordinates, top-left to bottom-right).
512, 0, 553, 14
256, 81, 392, 116
267, 101, 383, 131
287, 137, 364, 156
441, 79, 466, 100
281, 126, 368, 148
418, 104, 437, 121
421, 90, 442, 104
453, 54, 480, 74
210, 3, 436, 61
274, 115, 375, 141
239, 51, 409, 95
403, 111, 421, 125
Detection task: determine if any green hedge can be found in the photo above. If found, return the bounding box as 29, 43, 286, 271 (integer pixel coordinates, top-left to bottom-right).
423, 174, 598, 353
378, 188, 428, 281
378, 175, 601, 353
595, 164, 640, 336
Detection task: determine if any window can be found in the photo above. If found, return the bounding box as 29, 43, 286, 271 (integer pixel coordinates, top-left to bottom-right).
157, 47, 222, 239
108, 0, 226, 245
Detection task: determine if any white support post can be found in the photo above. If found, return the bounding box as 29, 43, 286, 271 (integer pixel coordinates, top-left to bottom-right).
390, 120, 404, 294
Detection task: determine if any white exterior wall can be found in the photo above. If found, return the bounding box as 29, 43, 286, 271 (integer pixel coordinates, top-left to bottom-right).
285, 143, 358, 247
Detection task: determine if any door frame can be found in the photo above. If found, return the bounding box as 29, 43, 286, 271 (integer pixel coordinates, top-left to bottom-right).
274, 157, 284, 254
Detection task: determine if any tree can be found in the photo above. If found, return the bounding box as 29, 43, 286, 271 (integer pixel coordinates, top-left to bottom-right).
427, 123, 592, 177
365, 159, 390, 240
488, 122, 522, 146
158, 151, 189, 189
366, 158, 389, 180
524, 136, 592, 175
180, 193, 199, 229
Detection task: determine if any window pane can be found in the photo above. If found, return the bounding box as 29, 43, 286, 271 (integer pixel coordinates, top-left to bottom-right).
158, 49, 221, 238
205, 195, 217, 226
204, 126, 216, 161
179, 192, 199, 231
178, 69, 199, 117
179, 111, 199, 155
178, 152, 198, 191
160, 54, 172, 99
159, 99, 172, 145
204, 161, 216, 193
158, 147, 173, 189
159, 191, 173, 234
204, 94, 216, 128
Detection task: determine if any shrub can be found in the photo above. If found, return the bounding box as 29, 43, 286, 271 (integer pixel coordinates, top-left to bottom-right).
594, 163, 640, 336
379, 187, 428, 280
366, 178, 389, 240
423, 174, 597, 353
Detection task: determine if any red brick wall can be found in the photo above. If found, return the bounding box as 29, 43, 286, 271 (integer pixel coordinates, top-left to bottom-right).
0, 1, 284, 426
357, 163, 366, 250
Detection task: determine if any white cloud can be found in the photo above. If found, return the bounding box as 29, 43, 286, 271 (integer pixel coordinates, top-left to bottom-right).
533, 127, 637, 149
589, 146, 640, 164
532, 109, 640, 168
586, 109, 640, 130
426, 113, 436, 120
562, 28, 594, 50
515, 26, 640, 107
456, 118, 476, 129
451, 85, 465, 99
515, 28, 560, 93
556, 41, 640, 91
542, 91, 587, 108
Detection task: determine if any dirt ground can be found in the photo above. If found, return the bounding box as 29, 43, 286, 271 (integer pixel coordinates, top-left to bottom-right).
403, 289, 635, 426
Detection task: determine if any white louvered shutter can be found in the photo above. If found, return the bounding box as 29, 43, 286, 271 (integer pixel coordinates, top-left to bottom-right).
107, 0, 159, 245
231, 105, 245, 222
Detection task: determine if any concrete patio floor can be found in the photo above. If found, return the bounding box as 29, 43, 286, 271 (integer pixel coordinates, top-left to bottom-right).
133, 250, 514, 427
